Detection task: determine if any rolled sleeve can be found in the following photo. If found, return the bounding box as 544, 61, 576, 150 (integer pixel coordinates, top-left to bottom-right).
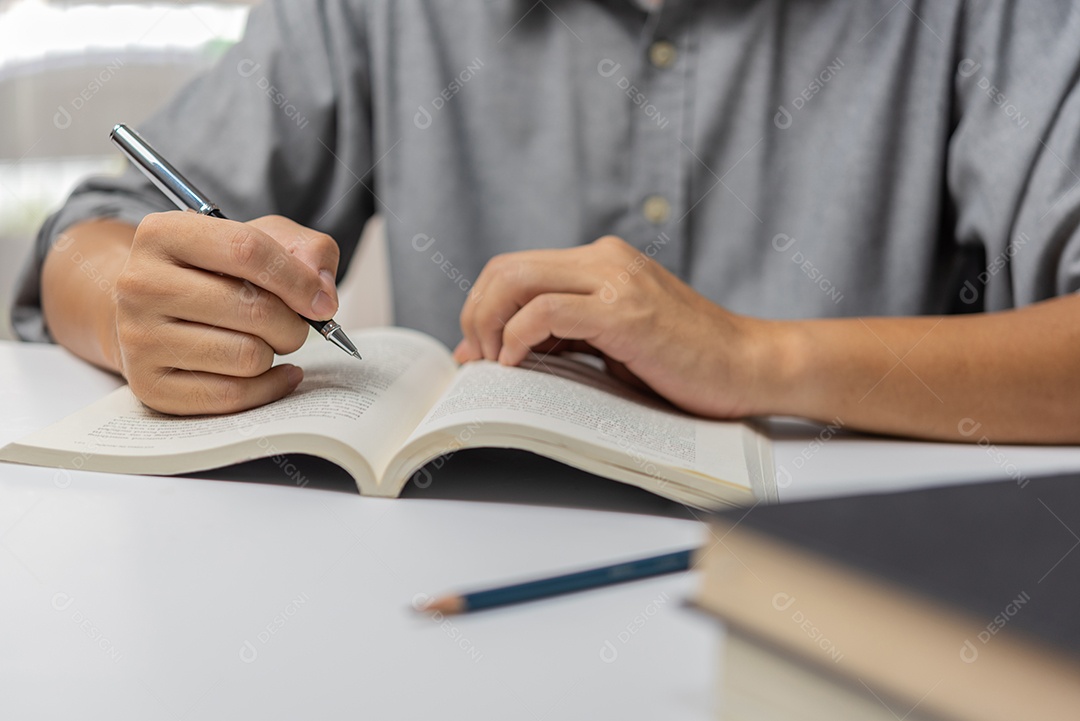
1013, 67, 1080, 301
948, 1, 1080, 311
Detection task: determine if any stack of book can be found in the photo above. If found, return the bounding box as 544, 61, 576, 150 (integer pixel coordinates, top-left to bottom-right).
692, 473, 1080, 720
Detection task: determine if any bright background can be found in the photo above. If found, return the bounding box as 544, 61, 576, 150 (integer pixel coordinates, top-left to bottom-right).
0, 0, 258, 340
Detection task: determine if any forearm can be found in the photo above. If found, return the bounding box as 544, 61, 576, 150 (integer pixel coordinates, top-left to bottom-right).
757, 295, 1080, 443
41, 219, 134, 375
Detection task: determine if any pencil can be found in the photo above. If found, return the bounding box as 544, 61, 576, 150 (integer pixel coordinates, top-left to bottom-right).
419, 548, 696, 615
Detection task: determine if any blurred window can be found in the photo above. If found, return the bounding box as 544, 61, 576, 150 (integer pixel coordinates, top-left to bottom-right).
0, 0, 252, 337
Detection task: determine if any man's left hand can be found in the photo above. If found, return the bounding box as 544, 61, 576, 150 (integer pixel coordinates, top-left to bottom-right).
454, 235, 783, 418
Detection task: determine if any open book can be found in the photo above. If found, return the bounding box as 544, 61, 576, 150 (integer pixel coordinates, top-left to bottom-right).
0, 328, 776, 509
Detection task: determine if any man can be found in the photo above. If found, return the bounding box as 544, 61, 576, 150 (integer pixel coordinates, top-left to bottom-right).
14, 0, 1080, 442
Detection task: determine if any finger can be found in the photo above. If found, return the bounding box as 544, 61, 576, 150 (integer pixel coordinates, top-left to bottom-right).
137, 211, 338, 321
141, 321, 277, 378
461, 245, 606, 362
453, 337, 588, 364
603, 356, 652, 393
144, 267, 310, 355
247, 215, 341, 290
497, 293, 606, 366
462, 253, 598, 363
133, 364, 304, 416
453, 335, 483, 363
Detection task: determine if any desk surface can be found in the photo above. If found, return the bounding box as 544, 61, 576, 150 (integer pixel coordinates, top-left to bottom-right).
4, 340, 1080, 720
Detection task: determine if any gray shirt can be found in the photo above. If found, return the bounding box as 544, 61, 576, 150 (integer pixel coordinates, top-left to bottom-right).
14, 0, 1080, 349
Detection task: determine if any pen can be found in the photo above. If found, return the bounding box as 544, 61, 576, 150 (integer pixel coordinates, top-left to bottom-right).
108, 123, 361, 360
418, 548, 695, 614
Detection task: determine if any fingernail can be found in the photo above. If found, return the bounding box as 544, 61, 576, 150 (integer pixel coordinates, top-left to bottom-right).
286, 365, 303, 389
319, 270, 336, 293
455, 340, 480, 363
311, 290, 336, 318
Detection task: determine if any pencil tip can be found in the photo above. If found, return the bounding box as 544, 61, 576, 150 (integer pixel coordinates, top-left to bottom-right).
417, 595, 465, 615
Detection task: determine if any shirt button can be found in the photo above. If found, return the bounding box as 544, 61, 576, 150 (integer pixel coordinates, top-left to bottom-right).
642, 195, 671, 225
649, 40, 677, 69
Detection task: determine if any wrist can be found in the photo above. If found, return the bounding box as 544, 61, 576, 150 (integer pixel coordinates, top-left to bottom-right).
42, 219, 135, 376
736, 317, 815, 418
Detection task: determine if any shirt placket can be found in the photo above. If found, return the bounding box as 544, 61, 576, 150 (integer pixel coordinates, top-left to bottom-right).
620, 4, 693, 278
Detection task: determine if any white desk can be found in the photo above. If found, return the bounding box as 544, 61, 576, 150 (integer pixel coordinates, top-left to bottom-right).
3, 341, 1080, 720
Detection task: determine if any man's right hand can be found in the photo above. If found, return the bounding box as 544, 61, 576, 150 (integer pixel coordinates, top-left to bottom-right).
43, 212, 341, 415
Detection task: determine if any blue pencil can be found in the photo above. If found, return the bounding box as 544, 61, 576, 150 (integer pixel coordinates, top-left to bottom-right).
420, 548, 696, 614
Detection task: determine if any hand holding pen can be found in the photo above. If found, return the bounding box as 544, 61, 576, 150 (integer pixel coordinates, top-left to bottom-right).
102, 124, 360, 416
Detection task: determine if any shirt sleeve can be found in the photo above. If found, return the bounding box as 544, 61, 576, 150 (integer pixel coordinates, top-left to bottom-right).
11, 0, 375, 342
949, 0, 1080, 311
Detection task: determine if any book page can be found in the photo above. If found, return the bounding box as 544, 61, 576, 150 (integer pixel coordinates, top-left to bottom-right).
4, 328, 457, 481
405, 354, 753, 487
